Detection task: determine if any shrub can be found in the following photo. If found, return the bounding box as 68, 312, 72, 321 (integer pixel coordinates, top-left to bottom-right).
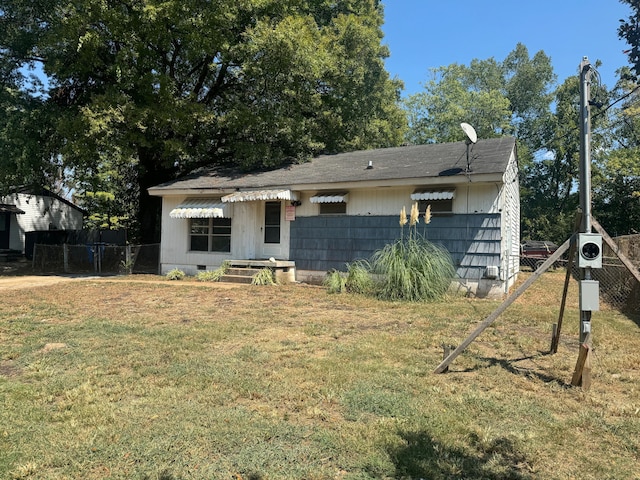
370, 234, 454, 302
323, 269, 346, 294
165, 268, 186, 281
345, 260, 374, 294
195, 261, 230, 282
251, 268, 277, 286
119, 258, 134, 275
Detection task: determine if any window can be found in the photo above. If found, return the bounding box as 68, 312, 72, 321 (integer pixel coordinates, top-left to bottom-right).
311, 192, 348, 214
319, 202, 347, 215
190, 218, 231, 252
418, 199, 453, 216
411, 189, 455, 216
264, 201, 281, 244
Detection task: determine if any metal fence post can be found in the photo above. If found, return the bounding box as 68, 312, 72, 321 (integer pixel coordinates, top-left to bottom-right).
63, 244, 69, 273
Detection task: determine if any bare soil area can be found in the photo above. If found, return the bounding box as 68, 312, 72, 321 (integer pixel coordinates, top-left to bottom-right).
0, 259, 101, 290
0, 258, 244, 291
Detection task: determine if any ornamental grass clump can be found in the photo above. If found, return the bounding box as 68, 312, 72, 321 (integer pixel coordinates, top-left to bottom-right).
251, 268, 277, 286
370, 202, 455, 302
323, 269, 346, 294
345, 260, 374, 295
165, 268, 186, 280
195, 261, 230, 282
323, 203, 454, 301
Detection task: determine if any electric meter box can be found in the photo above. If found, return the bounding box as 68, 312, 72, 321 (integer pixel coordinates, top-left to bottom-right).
580, 280, 600, 311
577, 233, 603, 269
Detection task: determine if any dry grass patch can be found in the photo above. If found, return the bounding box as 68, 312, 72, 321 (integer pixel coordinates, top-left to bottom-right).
0, 271, 638, 479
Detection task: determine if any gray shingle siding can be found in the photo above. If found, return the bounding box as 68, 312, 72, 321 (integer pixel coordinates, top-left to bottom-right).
290, 214, 501, 279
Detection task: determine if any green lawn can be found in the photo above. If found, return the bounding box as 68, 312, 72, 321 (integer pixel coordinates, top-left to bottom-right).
1, 272, 638, 479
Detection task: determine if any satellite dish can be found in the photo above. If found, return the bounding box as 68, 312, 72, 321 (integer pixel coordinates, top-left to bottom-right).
460, 122, 477, 144
460, 122, 477, 173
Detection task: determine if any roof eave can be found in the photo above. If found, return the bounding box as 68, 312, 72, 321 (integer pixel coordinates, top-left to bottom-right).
148, 172, 505, 196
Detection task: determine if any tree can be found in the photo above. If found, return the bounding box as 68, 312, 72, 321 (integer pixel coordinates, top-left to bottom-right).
0, 0, 406, 241
403, 61, 512, 145
520, 77, 582, 243
0, 68, 60, 191
619, 0, 640, 80
592, 67, 640, 236
402, 43, 555, 156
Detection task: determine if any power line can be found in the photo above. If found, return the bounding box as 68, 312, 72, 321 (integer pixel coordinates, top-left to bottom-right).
532, 84, 640, 157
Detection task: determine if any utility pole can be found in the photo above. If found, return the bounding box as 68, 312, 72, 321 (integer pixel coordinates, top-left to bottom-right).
579, 57, 593, 235
577, 57, 602, 344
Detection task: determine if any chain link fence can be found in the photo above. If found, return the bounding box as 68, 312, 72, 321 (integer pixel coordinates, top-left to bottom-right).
596, 234, 640, 315
32, 243, 160, 275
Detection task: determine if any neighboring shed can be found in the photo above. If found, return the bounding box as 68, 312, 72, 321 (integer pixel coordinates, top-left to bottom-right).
0, 188, 85, 254
149, 137, 520, 297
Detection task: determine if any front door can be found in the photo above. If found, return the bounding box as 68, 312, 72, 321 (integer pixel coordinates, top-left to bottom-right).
261, 201, 282, 258
0, 213, 10, 250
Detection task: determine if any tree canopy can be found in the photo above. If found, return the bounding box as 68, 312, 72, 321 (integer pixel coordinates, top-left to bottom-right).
619, 0, 640, 80
592, 67, 640, 236
402, 43, 555, 156
1, 0, 406, 241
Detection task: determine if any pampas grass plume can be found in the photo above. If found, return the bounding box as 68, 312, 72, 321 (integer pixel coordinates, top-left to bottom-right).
410, 202, 419, 226
399, 206, 408, 226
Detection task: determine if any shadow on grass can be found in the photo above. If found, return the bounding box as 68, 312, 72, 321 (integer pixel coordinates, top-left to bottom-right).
625, 310, 640, 328
389, 430, 534, 480
146, 471, 263, 480
452, 353, 571, 388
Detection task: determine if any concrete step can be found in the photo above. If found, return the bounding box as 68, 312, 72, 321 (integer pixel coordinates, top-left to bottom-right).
225, 267, 263, 277
219, 274, 255, 284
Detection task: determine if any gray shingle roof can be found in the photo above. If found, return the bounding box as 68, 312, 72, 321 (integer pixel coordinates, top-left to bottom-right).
149, 137, 516, 192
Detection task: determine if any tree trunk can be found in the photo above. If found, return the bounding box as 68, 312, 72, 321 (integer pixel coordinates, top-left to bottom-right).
135, 147, 175, 244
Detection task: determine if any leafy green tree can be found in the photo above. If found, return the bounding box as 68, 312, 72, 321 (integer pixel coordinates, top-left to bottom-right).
520, 77, 582, 243
0, 73, 59, 191
403, 61, 512, 145
1, 0, 405, 241
619, 0, 640, 80
592, 67, 640, 236
403, 43, 555, 156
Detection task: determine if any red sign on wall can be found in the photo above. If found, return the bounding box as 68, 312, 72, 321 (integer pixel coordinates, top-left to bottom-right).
285, 205, 296, 221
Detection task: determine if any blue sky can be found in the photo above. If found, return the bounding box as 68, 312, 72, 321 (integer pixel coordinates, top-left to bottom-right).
381, 1, 633, 97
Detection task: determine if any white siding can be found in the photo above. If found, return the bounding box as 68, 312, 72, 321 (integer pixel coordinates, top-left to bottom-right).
1, 193, 84, 252
160, 196, 236, 274
295, 184, 503, 217
160, 195, 292, 275
500, 152, 521, 291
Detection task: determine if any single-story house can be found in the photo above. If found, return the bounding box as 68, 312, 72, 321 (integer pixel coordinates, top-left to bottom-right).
0, 188, 85, 254
148, 137, 520, 297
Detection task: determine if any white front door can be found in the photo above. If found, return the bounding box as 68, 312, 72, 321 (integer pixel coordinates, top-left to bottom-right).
261, 201, 282, 258
232, 202, 257, 259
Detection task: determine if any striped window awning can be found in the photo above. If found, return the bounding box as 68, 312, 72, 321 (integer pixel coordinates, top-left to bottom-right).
221, 189, 298, 203
0, 204, 25, 214
410, 189, 455, 201
169, 198, 229, 218
309, 192, 349, 204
